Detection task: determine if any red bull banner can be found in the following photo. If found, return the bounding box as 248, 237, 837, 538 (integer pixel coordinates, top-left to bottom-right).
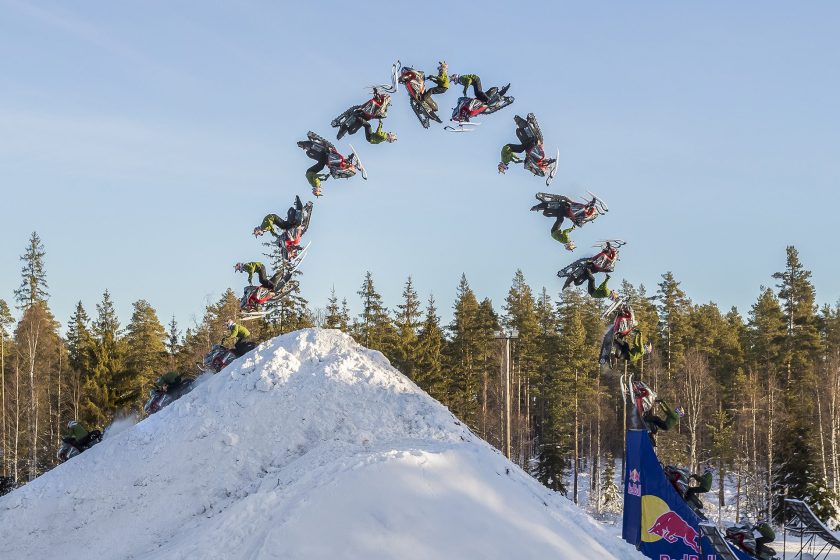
622, 429, 750, 560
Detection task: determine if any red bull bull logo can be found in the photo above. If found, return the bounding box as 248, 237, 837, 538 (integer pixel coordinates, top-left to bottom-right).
628, 468, 642, 497
647, 511, 700, 554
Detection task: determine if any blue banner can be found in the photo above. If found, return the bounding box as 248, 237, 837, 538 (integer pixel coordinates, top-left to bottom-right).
622, 429, 752, 560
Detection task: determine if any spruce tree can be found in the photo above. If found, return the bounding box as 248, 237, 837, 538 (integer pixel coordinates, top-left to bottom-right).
121, 300, 167, 405
415, 295, 447, 403
354, 272, 396, 355
323, 288, 346, 330
393, 277, 422, 379
447, 275, 483, 428
14, 232, 49, 310
66, 302, 95, 423
655, 272, 692, 375
84, 290, 122, 426
166, 315, 181, 368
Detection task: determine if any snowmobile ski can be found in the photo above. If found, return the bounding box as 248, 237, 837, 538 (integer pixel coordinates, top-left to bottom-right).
444, 122, 481, 132
348, 144, 367, 180
601, 295, 625, 319
545, 148, 560, 187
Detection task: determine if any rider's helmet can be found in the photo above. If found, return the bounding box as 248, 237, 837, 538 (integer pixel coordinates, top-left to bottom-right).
497, 162, 508, 174
450, 73, 459, 83
385, 132, 397, 143
234, 263, 243, 272
226, 319, 235, 330
253, 227, 264, 237
67, 420, 78, 429
564, 241, 576, 252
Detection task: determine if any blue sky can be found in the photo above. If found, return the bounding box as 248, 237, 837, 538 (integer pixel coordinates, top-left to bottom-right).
1, 1, 838, 332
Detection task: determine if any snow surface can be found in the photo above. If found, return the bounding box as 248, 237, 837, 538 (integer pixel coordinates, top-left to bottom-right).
0, 329, 645, 560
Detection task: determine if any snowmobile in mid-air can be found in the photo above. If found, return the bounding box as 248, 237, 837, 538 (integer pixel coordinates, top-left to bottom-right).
725, 524, 778, 560
57, 430, 103, 463
531, 192, 609, 227
447, 90, 514, 130
500, 114, 559, 186
239, 249, 308, 320
558, 240, 625, 290
397, 64, 443, 128
331, 63, 398, 139
144, 379, 195, 416
600, 299, 649, 367
663, 464, 707, 520
276, 201, 312, 262
298, 132, 367, 197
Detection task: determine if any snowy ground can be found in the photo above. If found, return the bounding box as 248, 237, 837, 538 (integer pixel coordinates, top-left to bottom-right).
0, 329, 644, 560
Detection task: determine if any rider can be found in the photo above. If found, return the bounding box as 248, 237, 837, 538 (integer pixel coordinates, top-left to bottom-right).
298, 136, 358, 196
420, 61, 450, 104
154, 371, 184, 393
235, 261, 271, 288
224, 320, 254, 357
532, 197, 599, 230
450, 73, 510, 103
498, 114, 554, 176
551, 224, 577, 252
753, 521, 776, 557
612, 303, 648, 363
684, 468, 713, 503
588, 273, 616, 299
253, 197, 304, 237
336, 89, 396, 144
643, 398, 681, 434
64, 420, 90, 451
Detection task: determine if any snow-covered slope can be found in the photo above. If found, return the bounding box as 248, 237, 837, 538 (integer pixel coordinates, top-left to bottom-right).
0, 329, 643, 560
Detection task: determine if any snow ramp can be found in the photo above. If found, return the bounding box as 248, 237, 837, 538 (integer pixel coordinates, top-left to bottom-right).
623, 428, 753, 560
1, 328, 644, 560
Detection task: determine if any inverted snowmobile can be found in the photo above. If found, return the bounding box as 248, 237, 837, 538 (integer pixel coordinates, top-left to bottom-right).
725, 524, 778, 560
57, 430, 103, 463
448, 90, 514, 130
557, 240, 625, 290
531, 191, 609, 227
298, 132, 367, 197
397, 63, 443, 128
277, 202, 313, 262
144, 379, 195, 416
600, 300, 648, 367
331, 63, 398, 139
663, 464, 707, 520
501, 114, 559, 186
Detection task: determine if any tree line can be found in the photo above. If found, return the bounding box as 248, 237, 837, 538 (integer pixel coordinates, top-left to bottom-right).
2, 232, 838, 525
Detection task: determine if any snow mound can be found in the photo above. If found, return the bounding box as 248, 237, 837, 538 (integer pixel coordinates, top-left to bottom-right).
0, 328, 643, 560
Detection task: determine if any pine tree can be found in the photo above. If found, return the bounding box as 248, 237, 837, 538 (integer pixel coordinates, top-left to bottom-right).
84, 290, 122, 426
166, 315, 181, 368
14, 232, 49, 310
447, 274, 483, 428
121, 300, 167, 406
393, 277, 422, 380
600, 453, 622, 514
773, 424, 837, 522
354, 272, 396, 355
323, 288, 347, 330
66, 302, 94, 421
655, 272, 692, 375
415, 295, 447, 403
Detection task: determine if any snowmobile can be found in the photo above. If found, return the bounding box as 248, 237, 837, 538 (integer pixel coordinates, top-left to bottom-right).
239, 250, 308, 320
504, 114, 558, 186
200, 344, 238, 373
397, 64, 443, 128
557, 240, 625, 290
331, 90, 392, 140
448, 90, 514, 129
144, 379, 195, 416
663, 465, 707, 520
57, 430, 103, 463
298, 132, 367, 196
725, 524, 778, 560
531, 192, 609, 227
330, 63, 398, 139
600, 300, 647, 367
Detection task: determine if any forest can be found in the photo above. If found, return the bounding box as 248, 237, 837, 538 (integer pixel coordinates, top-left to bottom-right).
2, 231, 838, 524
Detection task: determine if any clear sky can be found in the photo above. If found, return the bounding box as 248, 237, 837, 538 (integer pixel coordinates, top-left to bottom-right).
1, 1, 838, 332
